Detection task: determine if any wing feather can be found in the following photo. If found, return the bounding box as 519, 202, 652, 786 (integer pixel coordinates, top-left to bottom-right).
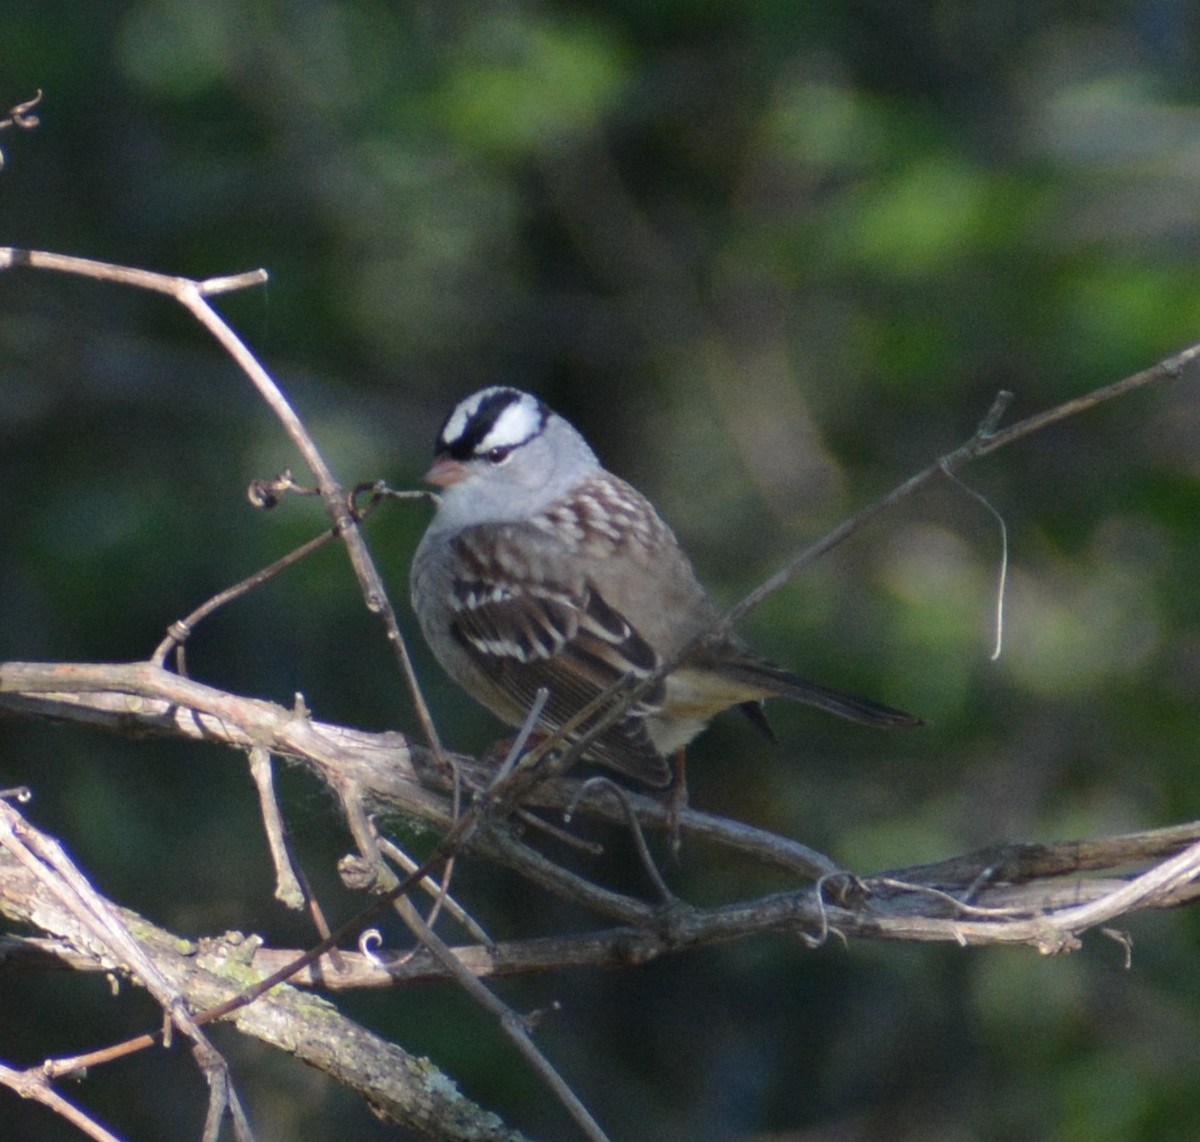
448, 527, 671, 785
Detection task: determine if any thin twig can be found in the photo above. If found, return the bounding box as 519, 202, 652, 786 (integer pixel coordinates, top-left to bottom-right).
720, 349, 1197, 633
392, 898, 612, 1142
494, 686, 551, 784
152, 525, 341, 668
567, 778, 673, 903
0, 841, 521, 1138
378, 837, 491, 944
0, 1062, 123, 1142
0, 248, 445, 770
246, 746, 305, 909
0, 802, 248, 1137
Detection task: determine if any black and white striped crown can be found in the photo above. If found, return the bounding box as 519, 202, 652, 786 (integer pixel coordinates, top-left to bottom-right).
436, 387, 549, 462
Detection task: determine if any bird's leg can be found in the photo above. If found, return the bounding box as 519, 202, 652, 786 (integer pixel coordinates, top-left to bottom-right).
667, 748, 688, 857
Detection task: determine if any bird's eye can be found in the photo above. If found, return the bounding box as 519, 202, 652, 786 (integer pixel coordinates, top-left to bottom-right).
483, 446, 513, 464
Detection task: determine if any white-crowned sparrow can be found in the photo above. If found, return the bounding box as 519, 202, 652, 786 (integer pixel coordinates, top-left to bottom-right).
411, 386, 919, 787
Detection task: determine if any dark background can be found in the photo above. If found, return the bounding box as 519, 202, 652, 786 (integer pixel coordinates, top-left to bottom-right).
4, 2, 1200, 1139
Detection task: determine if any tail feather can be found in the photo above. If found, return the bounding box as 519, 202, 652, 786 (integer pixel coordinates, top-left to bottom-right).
720, 660, 923, 729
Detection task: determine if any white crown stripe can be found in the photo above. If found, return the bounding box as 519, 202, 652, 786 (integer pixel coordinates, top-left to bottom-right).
479, 394, 542, 450
439, 389, 491, 446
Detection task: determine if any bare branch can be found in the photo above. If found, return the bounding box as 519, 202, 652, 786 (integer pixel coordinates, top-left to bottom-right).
7, 657, 1200, 950
0, 808, 528, 1141
5, 248, 1200, 1138
0, 798, 251, 1136
0, 1060, 124, 1142
0, 660, 839, 879
0, 247, 447, 783
247, 746, 306, 909
721, 336, 1200, 632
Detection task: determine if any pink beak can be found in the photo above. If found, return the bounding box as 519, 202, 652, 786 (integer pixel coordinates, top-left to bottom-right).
423, 454, 469, 487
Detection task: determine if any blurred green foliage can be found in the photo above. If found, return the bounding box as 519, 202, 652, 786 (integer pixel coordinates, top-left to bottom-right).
4, 1, 1200, 1139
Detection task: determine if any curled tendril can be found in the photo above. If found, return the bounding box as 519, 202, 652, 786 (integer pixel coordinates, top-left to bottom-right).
1, 90, 43, 131
0, 90, 43, 171
358, 929, 385, 964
